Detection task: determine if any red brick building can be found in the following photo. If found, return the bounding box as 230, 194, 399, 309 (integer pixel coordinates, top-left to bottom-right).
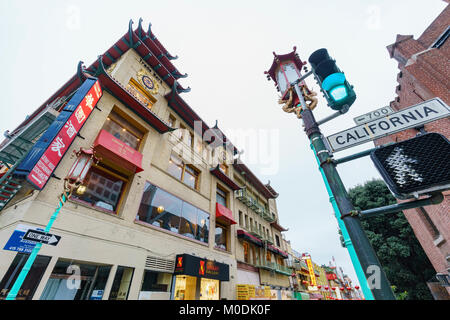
376, 3, 449, 299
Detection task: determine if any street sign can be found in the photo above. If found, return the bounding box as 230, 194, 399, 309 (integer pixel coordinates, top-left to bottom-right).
327, 98, 450, 152
3, 224, 43, 253
23, 229, 61, 246
371, 133, 450, 199
353, 106, 394, 125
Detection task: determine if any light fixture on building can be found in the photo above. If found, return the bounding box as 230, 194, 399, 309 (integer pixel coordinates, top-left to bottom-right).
66, 147, 100, 188
157, 206, 165, 214
76, 185, 87, 195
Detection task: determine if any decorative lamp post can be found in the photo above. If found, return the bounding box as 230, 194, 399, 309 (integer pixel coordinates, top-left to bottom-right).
67, 148, 99, 186
265, 47, 395, 300
6, 147, 99, 300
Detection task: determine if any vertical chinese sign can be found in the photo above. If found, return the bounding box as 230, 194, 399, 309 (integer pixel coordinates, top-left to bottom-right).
14, 78, 102, 190
304, 256, 317, 287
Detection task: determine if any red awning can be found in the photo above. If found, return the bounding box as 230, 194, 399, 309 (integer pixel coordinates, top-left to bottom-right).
236, 229, 263, 247
216, 202, 237, 225
94, 129, 144, 173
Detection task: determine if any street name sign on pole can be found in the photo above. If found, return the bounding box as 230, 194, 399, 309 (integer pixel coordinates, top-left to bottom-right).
353, 106, 394, 125
327, 98, 450, 152
23, 229, 61, 246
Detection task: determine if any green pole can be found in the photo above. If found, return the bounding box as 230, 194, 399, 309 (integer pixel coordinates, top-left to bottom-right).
5, 193, 68, 300
301, 106, 395, 300
310, 142, 374, 300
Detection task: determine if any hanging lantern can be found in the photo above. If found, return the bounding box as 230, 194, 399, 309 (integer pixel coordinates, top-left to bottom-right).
317, 285, 322, 289
66, 148, 99, 186
331, 287, 336, 291
325, 286, 329, 290
355, 285, 360, 290
340, 287, 344, 291
347, 287, 352, 291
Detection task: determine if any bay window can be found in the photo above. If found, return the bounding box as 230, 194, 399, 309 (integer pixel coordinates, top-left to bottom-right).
71, 165, 127, 214
136, 182, 209, 244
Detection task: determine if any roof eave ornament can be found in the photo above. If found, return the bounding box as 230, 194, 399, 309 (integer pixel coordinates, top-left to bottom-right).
127, 19, 135, 47
148, 22, 156, 40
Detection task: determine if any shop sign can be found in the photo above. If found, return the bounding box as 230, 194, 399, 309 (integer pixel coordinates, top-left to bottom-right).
326, 273, 337, 281
15, 78, 102, 189
3, 224, 43, 253
304, 256, 317, 287
174, 254, 229, 281
236, 285, 249, 300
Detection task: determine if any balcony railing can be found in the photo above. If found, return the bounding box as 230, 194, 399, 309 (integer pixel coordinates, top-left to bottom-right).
276, 264, 292, 276
249, 224, 263, 239
262, 234, 274, 244
235, 189, 270, 219
256, 261, 292, 276
262, 209, 276, 222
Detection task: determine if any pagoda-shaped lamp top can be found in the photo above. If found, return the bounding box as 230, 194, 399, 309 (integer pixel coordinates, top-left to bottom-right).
264, 46, 306, 98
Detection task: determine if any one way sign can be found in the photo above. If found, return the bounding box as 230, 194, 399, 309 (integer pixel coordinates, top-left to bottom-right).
23, 230, 61, 246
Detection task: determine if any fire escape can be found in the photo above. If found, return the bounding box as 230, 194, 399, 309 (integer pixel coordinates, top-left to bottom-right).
0, 107, 58, 211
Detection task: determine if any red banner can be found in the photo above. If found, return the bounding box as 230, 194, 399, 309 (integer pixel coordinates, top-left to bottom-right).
27, 80, 102, 189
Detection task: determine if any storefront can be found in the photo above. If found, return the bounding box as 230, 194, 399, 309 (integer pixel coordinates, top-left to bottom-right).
172, 254, 229, 300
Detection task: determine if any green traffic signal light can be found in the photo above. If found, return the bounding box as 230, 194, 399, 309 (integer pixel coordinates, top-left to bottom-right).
308, 48, 356, 110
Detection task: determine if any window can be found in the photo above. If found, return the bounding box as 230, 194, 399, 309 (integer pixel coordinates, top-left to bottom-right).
275, 235, 281, 247
215, 223, 228, 250
239, 210, 243, 226
136, 182, 209, 244
186, 132, 194, 148
108, 266, 135, 300
219, 163, 228, 175
216, 186, 227, 208
266, 251, 271, 262
179, 202, 198, 239
183, 166, 199, 189
177, 124, 186, 141
167, 154, 200, 190
244, 215, 248, 229
0, 253, 51, 300
40, 260, 111, 300
431, 26, 449, 49
126, 78, 156, 109
168, 114, 176, 127
71, 165, 127, 214
102, 110, 144, 150
141, 270, 172, 293
195, 139, 203, 155
243, 242, 250, 263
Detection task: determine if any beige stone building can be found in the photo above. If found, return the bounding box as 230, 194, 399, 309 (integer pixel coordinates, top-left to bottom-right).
0, 19, 289, 300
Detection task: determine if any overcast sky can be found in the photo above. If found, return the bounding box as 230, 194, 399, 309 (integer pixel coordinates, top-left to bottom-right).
1, 0, 447, 291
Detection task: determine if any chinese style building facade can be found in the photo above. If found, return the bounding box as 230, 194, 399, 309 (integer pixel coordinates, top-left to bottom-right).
0, 19, 293, 300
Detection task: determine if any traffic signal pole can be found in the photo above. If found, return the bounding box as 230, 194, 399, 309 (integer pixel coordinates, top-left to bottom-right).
297, 92, 396, 300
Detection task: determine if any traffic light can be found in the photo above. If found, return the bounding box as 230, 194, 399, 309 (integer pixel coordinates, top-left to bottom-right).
370, 133, 450, 199
308, 48, 356, 110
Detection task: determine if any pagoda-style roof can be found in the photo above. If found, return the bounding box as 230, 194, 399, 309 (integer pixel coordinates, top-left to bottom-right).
86, 57, 174, 134
86, 19, 190, 94
264, 46, 306, 87
210, 165, 242, 191
233, 162, 279, 199
271, 220, 288, 232
164, 81, 211, 137
3, 19, 186, 144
